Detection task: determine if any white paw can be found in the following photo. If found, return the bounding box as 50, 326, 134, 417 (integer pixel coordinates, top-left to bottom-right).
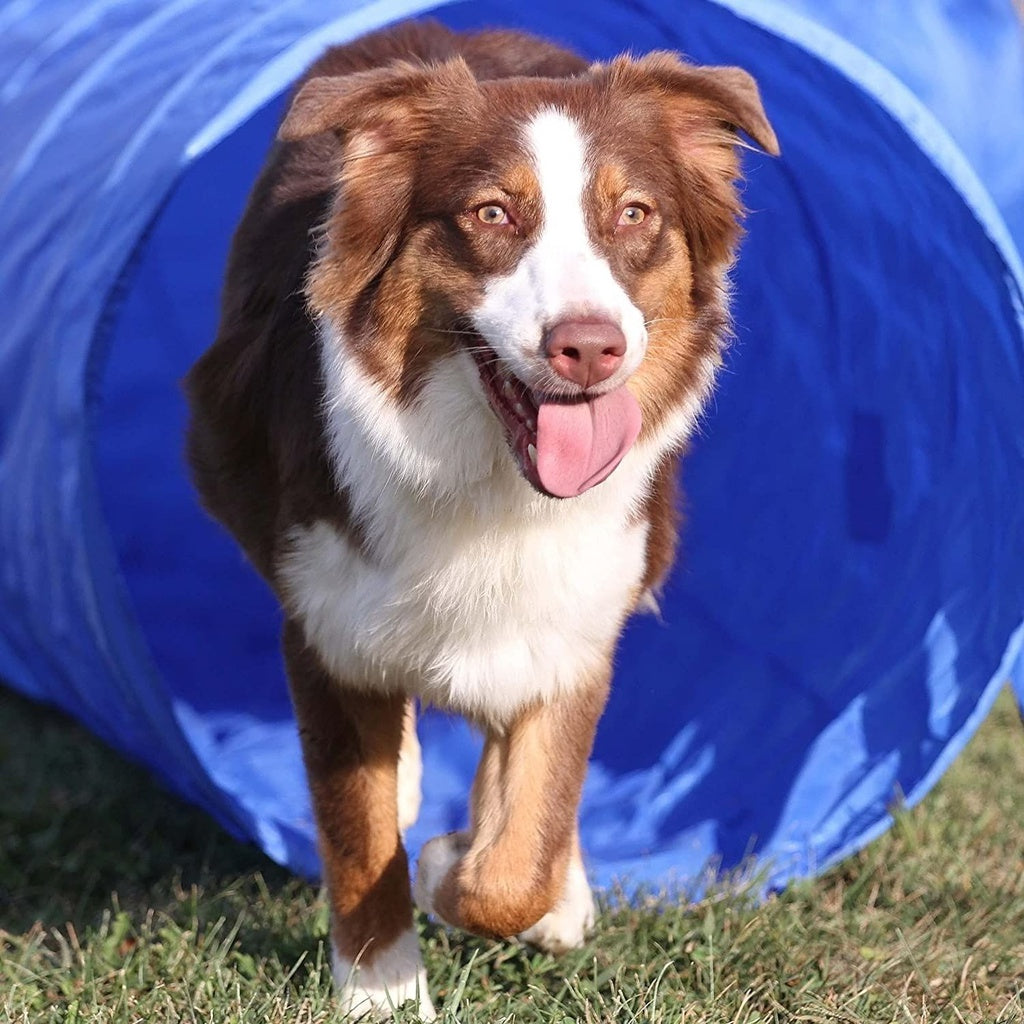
518, 857, 596, 954
397, 727, 423, 834
413, 832, 467, 921
332, 928, 436, 1021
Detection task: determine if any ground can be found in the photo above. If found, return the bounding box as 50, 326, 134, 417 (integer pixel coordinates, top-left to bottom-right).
1, 684, 1022, 1023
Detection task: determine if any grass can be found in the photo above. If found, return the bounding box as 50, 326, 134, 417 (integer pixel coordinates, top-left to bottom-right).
2, 686, 1023, 1023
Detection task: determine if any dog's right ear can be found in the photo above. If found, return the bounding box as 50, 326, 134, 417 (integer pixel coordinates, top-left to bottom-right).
291, 58, 480, 334
278, 58, 479, 142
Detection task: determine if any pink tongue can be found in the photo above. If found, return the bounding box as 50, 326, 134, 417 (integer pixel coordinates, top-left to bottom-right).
535, 387, 643, 498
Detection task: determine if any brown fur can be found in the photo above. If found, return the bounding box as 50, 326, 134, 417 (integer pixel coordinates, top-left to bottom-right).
282, 621, 413, 962
185, 17, 775, 992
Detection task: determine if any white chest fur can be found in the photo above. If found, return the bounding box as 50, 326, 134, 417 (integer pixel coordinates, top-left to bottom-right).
279, 491, 648, 721
274, 331, 681, 723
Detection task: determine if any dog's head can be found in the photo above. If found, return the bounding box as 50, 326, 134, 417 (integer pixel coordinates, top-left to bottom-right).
280, 49, 777, 501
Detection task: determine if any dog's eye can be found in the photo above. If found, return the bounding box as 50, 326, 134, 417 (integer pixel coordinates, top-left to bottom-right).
476, 204, 510, 226
617, 205, 647, 227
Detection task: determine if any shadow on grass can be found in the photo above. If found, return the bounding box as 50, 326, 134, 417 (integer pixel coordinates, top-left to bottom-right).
0, 687, 294, 935
0, 687, 507, 992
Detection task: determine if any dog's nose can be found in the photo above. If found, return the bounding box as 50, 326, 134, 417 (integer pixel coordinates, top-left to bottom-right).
544, 320, 627, 389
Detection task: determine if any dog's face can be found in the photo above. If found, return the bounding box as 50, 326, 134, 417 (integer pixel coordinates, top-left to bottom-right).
280, 53, 777, 500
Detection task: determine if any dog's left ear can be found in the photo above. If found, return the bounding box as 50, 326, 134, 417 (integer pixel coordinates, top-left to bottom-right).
672, 61, 779, 156
597, 52, 780, 157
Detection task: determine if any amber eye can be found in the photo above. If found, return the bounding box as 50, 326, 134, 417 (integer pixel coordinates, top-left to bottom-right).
618, 204, 647, 227
476, 204, 510, 226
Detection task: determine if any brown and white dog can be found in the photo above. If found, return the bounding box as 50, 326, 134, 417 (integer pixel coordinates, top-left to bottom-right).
185, 19, 776, 1020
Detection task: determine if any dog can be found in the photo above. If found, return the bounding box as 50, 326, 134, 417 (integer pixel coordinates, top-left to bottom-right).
185, 18, 777, 1019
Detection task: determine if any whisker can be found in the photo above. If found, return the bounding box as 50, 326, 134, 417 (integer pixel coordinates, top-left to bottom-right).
643, 316, 689, 327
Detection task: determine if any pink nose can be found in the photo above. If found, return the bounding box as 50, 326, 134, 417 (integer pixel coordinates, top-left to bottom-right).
544, 320, 627, 389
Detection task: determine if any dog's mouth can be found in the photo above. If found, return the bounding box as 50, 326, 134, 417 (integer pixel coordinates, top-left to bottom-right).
470, 347, 642, 498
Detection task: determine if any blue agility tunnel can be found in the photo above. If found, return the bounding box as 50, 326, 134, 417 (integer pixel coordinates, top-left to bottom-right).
2, 0, 1023, 892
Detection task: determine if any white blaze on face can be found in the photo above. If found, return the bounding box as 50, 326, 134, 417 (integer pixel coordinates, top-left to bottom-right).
471, 108, 647, 390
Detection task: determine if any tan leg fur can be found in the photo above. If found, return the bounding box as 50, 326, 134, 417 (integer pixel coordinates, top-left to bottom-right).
415, 673, 609, 940
397, 700, 423, 834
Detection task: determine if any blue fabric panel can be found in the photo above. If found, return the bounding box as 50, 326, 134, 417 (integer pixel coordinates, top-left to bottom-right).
766, 0, 1024, 255
0, 0, 455, 845
2, 0, 1023, 892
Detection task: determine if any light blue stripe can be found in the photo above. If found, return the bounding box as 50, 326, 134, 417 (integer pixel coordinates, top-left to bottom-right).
0, 0, 46, 37
105, 0, 307, 188
2, 0, 144, 103
183, 0, 454, 164
709, 0, 1024, 307
8, 0, 211, 187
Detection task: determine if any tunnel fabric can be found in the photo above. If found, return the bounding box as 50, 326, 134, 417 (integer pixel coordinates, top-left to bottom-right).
1, 0, 1022, 890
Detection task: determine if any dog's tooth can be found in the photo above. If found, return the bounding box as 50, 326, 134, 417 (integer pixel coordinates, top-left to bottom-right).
514, 402, 526, 418
527, 444, 537, 466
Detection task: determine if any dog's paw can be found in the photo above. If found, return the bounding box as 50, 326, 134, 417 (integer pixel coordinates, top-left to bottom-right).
517, 857, 596, 955
413, 831, 468, 920
332, 928, 436, 1021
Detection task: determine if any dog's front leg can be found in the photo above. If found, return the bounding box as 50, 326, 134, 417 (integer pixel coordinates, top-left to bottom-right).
415, 672, 608, 946
283, 622, 434, 1021
517, 827, 597, 954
